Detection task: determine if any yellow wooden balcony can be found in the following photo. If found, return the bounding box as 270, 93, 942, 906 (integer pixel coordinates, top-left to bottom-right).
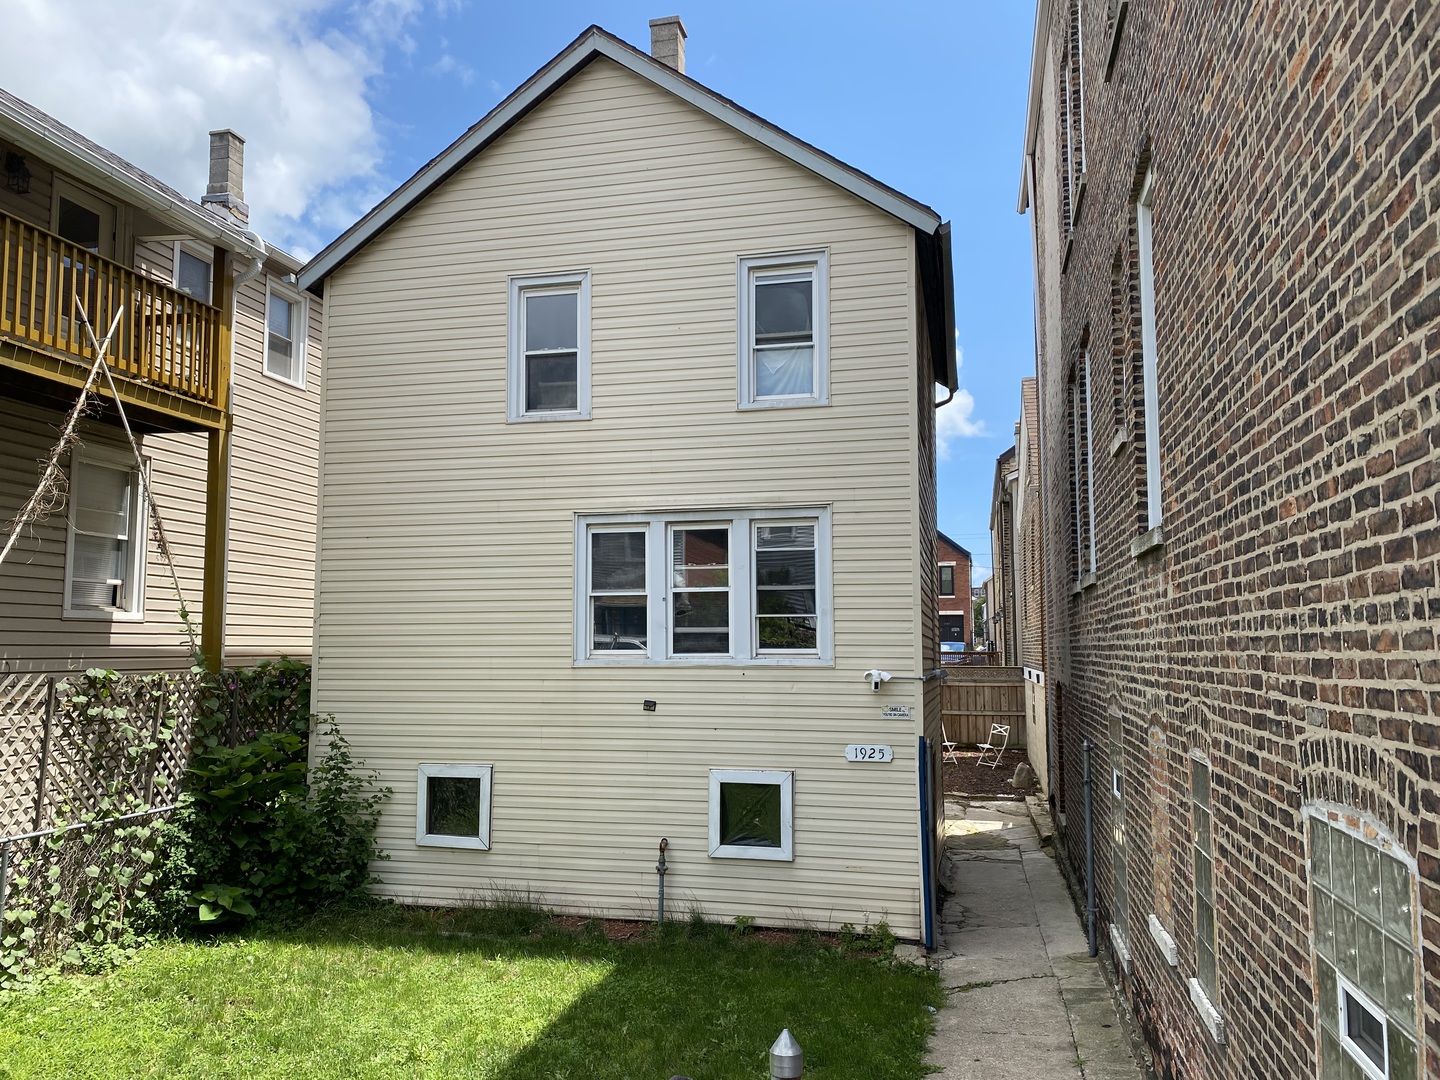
0, 209, 228, 431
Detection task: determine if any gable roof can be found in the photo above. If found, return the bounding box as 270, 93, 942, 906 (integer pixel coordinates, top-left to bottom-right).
937, 530, 972, 560
0, 86, 299, 272
297, 25, 956, 388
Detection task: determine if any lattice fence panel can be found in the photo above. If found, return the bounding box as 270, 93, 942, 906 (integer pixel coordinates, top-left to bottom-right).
0, 673, 52, 836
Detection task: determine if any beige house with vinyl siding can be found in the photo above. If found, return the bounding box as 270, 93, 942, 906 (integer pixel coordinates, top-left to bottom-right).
300, 21, 956, 941
0, 87, 321, 673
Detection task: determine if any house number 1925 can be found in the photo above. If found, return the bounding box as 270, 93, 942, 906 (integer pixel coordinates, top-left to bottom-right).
845, 744, 894, 763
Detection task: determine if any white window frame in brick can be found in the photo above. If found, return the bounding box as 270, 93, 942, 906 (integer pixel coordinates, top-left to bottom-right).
507, 269, 592, 422
264, 277, 307, 388
1190, 753, 1217, 1001
63, 448, 148, 621
1307, 808, 1420, 1080
1136, 166, 1161, 529
939, 562, 956, 597
737, 250, 829, 409
415, 763, 493, 850
708, 768, 793, 861
574, 508, 832, 667
1109, 708, 1128, 942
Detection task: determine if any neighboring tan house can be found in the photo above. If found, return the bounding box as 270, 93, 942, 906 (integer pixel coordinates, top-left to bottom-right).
1022, 0, 1437, 1076
0, 87, 321, 672
988, 443, 1018, 664
936, 530, 972, 648
300, 20, 957, 942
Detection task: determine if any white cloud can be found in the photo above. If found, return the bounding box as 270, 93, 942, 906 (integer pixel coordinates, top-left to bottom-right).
935, 341, 984, 459
0, 0, 434, 255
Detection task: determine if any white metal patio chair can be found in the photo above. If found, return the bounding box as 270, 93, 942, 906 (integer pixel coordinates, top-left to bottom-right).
941, 722, 960, 763
976, 723, 1010, 769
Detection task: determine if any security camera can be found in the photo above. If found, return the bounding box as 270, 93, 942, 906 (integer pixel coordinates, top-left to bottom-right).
863, 669, 892, 692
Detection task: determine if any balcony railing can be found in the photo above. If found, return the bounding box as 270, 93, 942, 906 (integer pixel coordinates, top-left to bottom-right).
0, 210, 223, 413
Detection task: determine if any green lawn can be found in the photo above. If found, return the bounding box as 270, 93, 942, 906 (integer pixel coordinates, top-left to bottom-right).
0, 906, 941, 1079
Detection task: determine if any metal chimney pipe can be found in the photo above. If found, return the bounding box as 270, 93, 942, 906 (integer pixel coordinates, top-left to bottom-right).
770, 1029, 803, 1078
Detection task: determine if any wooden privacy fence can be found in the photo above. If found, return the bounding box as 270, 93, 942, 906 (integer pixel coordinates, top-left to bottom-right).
941, 666, 1026, 747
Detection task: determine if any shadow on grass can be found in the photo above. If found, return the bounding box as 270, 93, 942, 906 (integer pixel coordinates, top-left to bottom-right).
281, 904, 941, 1080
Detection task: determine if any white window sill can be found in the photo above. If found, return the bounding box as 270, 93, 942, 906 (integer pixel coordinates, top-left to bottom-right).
262, 368, 306, 391
1109, 924, 1133, 974
709, 843, 793, 861
507, 410, 590, 423
1070, 571, 1096, 596
63, 608, 145, 622
575, 656, 832, 669
1147, 913, 1178, 966
738, 396, 828, 411
416, 834, 490, 851
1188, 978, 1226, 1044
1109, 428, 1128, 458
1131, 526, 1165, 559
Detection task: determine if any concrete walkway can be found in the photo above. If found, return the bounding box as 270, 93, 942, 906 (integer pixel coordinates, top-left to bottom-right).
924, 798, 1148, 1080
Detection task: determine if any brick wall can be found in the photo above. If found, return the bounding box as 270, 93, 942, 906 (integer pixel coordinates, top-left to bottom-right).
937, 531, 973, 646
1025, 1, 1440, 1078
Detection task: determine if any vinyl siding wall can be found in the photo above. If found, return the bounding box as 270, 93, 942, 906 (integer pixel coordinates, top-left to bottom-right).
0, 240, 321, 670
315, 58, 931, 935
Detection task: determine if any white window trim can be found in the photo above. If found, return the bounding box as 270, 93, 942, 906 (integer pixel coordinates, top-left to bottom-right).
938, 561, 956, 597
1136, 166, 1161, 529
62, 446, 148, 622
507, 269, 592, 422
415, 763, 493, 850
1336, 973, 1389, 1080
172, 240, 214, 305
263, 276, 307, 389
708, 768, 794, 861
1084, 346, 1096, 574
737, 249, 829, 410
574, 507, 833, 667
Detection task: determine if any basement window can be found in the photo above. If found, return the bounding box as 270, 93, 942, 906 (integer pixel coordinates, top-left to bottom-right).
709, 769, 793, 861
416, 763, 493, 850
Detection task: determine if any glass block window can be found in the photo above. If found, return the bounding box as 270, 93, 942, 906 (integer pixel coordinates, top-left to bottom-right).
1191, 756, 1216, 998
1311, 816, 1419, 1079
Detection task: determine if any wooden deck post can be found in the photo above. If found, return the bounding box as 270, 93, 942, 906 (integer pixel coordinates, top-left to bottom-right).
200, 248, 234, 671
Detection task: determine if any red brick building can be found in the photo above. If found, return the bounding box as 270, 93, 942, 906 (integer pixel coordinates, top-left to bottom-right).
1021, 1, 1439, 1078
937, 530, 973, 648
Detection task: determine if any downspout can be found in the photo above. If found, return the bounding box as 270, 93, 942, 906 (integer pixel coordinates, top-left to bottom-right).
1081, 739, 1097, 957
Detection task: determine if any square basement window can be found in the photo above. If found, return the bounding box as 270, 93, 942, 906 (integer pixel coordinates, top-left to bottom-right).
416, 764, 493, 850
709, 769, 793, 861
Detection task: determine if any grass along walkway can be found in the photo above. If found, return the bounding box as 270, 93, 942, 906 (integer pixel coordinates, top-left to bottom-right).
0, 905, 941, 1080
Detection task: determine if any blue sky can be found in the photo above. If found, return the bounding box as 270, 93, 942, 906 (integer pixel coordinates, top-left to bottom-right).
2, 0, 1036, 584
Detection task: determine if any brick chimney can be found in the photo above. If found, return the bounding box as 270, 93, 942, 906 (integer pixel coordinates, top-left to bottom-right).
648, 16, 687, 74
202, 129, 250, 226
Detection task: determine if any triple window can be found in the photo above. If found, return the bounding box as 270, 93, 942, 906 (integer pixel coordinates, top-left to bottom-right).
738, 251, 829, 408
577, 508, 831, 664
508, 270, 592, 421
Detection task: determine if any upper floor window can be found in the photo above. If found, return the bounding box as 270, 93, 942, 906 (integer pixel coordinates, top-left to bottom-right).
1136, 166, 1161, 529
1310, 815, 1419, 1080
737, 250, 829, 409
577, 507, 832, 665
939, 563, 956, 597
65, 451, 146, 619
1069, 348, 1094, 582
52, 178, 116, 259
174, 243, 213, 305
264, 279, 306, 387
507, 270, 591, 422
1060, 0, 1087, 232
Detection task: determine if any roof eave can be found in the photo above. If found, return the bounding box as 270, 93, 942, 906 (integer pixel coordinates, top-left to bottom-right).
0, 96, 267, 263
300, 26, 943, 294
1017, 0, 1054, 214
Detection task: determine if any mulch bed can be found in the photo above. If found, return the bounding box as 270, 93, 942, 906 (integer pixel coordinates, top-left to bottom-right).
942, 748, 1038, 800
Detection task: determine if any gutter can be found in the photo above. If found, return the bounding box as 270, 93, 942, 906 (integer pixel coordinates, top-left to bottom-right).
1017, 0, 1055, 213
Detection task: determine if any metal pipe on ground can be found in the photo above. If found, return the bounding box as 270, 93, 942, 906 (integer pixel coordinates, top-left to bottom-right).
1081, 738, 1097, 957
656, 837, 668, 922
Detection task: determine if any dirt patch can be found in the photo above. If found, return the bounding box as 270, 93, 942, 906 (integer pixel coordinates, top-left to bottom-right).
943, 749, 1038, 800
